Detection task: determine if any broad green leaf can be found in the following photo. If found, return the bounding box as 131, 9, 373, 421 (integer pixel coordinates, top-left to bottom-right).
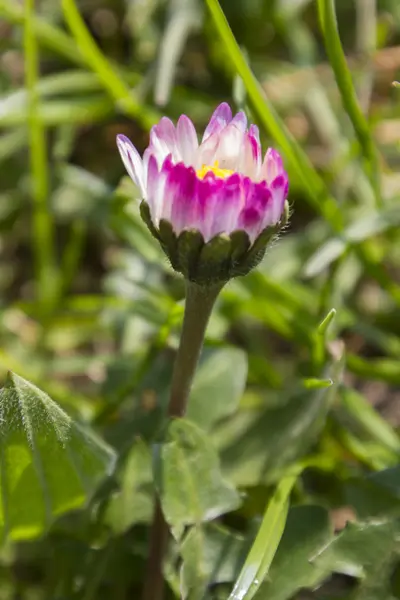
0, 372, 116, 541
255, 505, 332, 600
312, 520, 400, 578
345, 476, 400, 520
218, 355, 344, 486
187, 348, 248, 430
181, 524, 251, 598
227, 475, 297, 600
104, 440, 153, 534
352, 553, 396, 600
155, 418, 241, 540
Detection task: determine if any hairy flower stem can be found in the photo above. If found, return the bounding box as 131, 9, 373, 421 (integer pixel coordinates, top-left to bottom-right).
142, 281, 224, 600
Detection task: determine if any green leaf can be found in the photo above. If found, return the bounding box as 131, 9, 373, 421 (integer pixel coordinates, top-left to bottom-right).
187, 348, 248, 430
103, 440, 153, 534
181, 524, 251, 598
0, 372, 116, 541
312, 520, 400, 578
255, 505, 332, 600
155, 418, 241, 540
228, 475, 297, 600
218, 355, 344, 486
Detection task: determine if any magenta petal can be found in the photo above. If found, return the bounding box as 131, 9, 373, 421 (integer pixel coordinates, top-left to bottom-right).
230, 111, 247, 132
269, 174, 288, 223
238, 133, 260, 179
168, 163, 197, 233
208, 173, 244, 237
193, 176, 224, 241
238, 206, 262, 235
150, 117, 181, 163
116, 134, 145, 197
202, 102, 233, 141
176, 115, 198, 166
238, 181, 274, 241
260, 148, 284, 183
249, 124, 260, 143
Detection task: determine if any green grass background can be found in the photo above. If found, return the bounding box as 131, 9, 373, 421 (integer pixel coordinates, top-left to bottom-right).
1, 0, 400, 598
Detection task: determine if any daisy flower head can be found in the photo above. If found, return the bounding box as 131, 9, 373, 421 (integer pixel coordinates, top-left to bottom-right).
117, 103, 289, 284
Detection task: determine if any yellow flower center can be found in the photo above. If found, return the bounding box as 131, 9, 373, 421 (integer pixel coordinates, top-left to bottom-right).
196, 160, 234, 180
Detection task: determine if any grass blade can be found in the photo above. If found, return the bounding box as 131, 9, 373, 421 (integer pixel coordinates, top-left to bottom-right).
61, 0, 158, 129
24, 0, 58, 311
228, 475, 297, 600
0, 0, 84, 65
204, 0, 342, 230
317, 0, 380, 204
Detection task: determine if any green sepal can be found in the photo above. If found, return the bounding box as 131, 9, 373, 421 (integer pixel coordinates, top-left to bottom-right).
177, 230, 204, 279
230, 230, 250, 263
139, 201, 159, 240
158, 219, 179, 269
235, 226, 278, 276
139, 200, 289, 284
196, 234, 232, 285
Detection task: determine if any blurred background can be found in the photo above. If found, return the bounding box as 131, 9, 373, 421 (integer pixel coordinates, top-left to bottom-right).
1, 0, 400, 598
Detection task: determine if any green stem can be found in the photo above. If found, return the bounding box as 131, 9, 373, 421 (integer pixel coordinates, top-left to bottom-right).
168, 281, 223, 417
142, 280, 224, 600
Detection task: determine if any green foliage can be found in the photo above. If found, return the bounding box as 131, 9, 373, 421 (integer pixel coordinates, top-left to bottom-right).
1, 0, 400, 598
0, 373, 116, 541
155, 419, 241, 540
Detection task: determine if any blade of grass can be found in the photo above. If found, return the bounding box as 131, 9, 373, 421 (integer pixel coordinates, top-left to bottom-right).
0, 0, 84, 65
228, 475, 297, 600
0, 129, 26, 161
24, 0, 58, 312
317, 0, 381, 204
61, 0, 158, 129
0, 97, 114, 127
340, 387, 400, 455
204, 0, 343, 231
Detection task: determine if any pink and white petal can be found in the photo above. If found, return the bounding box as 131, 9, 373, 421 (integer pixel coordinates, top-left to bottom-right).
249, 124, 260, 143
202, 102, 233, 142
248, 126, 262, 171
146, 154, 160, 220
196, 132, 219, 169
238, 181, 274, 241
230, 111, 247, 132
168, 163, 197, 234
193, 175, 225, 241
147, 155, 173, 226
238, 133, 259, 179
237, 206, 263, 243
208, 173, 244, 237
150, 117, 181, 163
268, 174, 288, 224
214, 123, 244, 171
176, 115, 198, 166
116, 134, 146, 197
259, 148, 284, 183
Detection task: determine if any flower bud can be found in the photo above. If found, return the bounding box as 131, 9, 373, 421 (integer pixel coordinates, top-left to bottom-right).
117, 103, 289, 284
